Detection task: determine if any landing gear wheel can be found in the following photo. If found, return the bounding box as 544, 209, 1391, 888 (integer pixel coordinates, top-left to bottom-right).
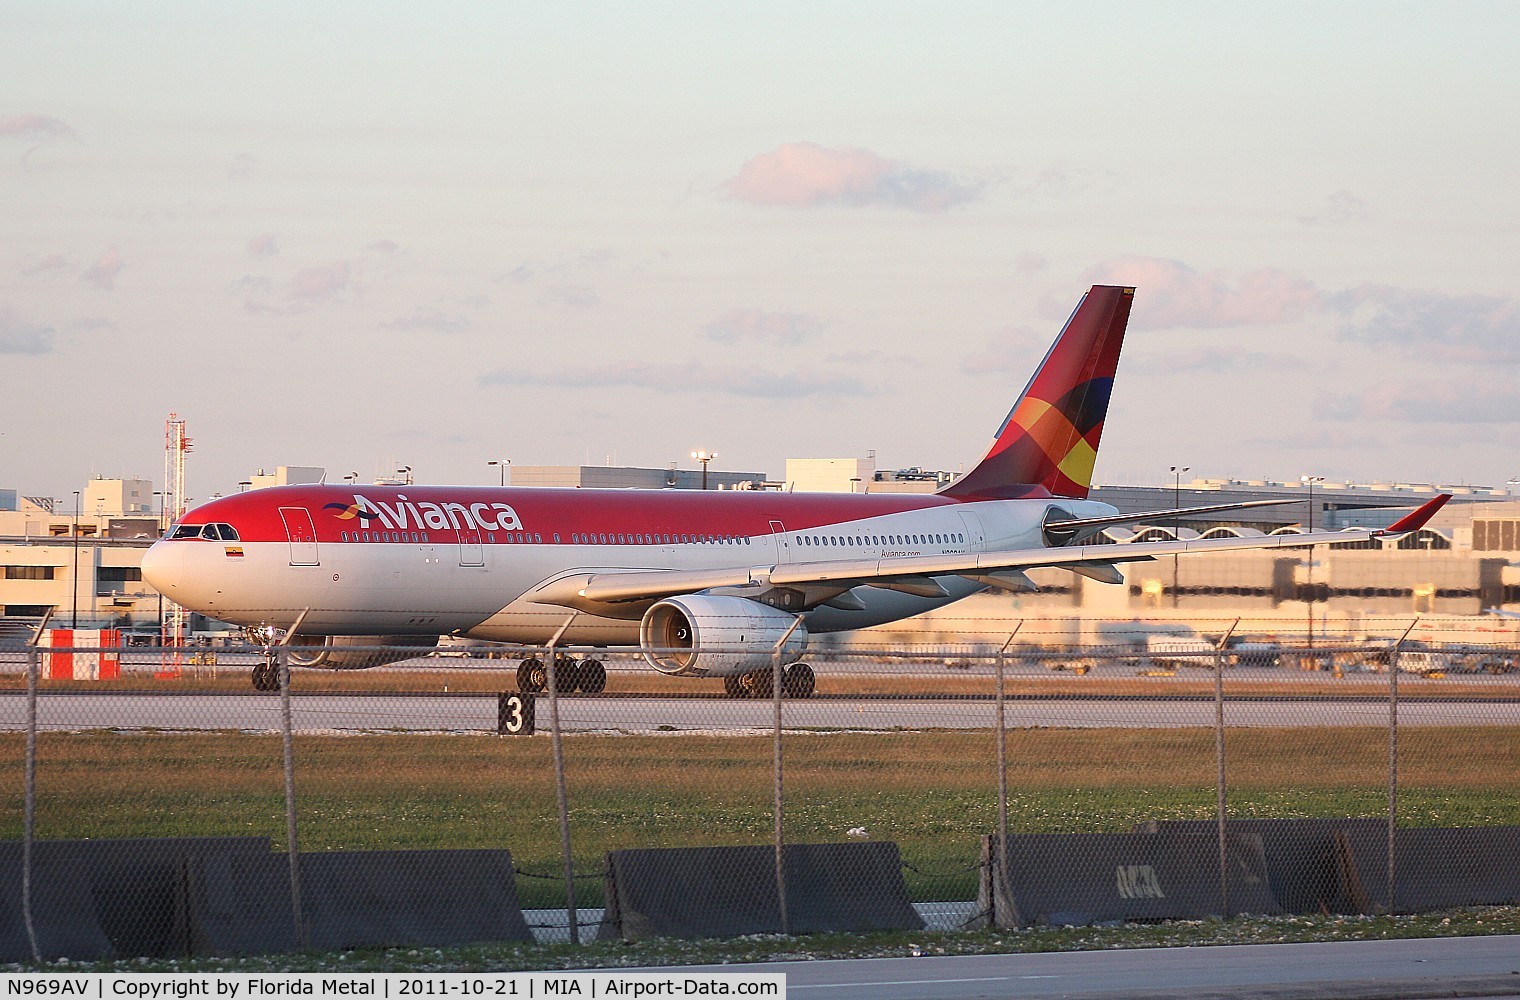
251, 660, 279, 692
517, 657, 547, 693
723, 674, 745, 698
740, 668, 774, 699
554, 656, 583, 693
783, 662, 816, 699
579, 658, 607, 694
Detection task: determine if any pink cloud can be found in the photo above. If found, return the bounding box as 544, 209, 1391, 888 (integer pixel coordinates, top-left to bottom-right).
287, 262, 350, 302
0, 114, 75, 139
725, 142, 982, 212
81, 247, 124, 289
1083, 257, 1326, 329
246, 234, 279, 257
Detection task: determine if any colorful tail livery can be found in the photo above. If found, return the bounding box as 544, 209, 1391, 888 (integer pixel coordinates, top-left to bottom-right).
942, 285, 1134, 501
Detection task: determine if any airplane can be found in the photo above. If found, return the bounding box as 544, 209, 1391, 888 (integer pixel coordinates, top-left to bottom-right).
139, 285, 1451, 696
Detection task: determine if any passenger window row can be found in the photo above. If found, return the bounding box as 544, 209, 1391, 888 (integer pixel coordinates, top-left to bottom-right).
793, 532, 963, 548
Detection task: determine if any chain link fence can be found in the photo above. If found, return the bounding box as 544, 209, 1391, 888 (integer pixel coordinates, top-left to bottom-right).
3, 616, 1519, 958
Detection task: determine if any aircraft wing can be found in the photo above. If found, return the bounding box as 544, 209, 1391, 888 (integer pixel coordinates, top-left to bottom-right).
533, 493, 1451, 609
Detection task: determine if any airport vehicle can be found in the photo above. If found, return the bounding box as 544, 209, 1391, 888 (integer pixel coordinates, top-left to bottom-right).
139, 286, 1451, 695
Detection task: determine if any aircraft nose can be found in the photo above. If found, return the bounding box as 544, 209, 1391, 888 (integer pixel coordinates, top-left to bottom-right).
139, 541, 183, 599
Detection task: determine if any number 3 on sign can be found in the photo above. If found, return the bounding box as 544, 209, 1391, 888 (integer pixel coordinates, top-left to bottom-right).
499, 693, 535, 735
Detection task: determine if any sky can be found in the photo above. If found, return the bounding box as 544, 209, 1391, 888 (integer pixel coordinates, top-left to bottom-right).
4, 1, 1519, 507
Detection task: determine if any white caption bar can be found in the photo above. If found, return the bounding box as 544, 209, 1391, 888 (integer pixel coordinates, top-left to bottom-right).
0, 974, 785, 1000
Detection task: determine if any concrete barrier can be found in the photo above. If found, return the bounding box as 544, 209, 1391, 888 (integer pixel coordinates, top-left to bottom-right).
1136, 819, 1388, 914
980, 831, 1280, 928
0, 860, 114, 962
598, 842, 924, 941
1341, 826, 1520, 913
0, 837, 272, 957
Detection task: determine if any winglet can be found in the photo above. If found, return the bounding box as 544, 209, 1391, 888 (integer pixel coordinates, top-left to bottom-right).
1378, 493, 1451, 534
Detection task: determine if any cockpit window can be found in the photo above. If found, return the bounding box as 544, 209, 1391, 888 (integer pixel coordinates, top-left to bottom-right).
168, 522, 239, 541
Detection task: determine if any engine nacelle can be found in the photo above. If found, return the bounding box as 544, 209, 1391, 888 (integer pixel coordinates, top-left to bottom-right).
639, 596, 808, 677
285, 634, 438, 670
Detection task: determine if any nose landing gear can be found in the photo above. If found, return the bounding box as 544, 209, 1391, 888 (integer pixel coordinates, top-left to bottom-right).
251, 653, 281, 692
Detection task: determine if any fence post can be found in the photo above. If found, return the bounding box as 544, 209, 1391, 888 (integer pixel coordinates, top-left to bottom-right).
772, 615, 805, 937
992, 627, 1022, 927
22, 609, 52, 964
277, 612, 309, 949
1212, 617, 1240, 918
1387, 617, 1417, 915
545, 615, 579, 944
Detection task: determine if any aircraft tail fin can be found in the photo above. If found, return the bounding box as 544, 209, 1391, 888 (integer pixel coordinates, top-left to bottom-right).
941, 285, 1134, 501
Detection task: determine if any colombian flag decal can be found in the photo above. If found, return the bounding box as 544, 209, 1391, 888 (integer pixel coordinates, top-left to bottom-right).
225, 546, 244, 558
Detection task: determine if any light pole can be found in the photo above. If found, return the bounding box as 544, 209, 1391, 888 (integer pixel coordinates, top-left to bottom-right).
691, 450, 716, 491
489, 460, 510, 487
1302, 475, 1325, 649
1170, 466, 1189, 608
71, 491, 81, 628
342, 472, 358, 487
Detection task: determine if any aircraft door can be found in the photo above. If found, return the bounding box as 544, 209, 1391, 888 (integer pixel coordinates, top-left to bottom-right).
458, 525, 484, 567
769, 520, 791, 563
279, 507, 320, 566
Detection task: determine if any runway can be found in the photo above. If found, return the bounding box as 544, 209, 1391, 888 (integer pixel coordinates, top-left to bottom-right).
612, 934, 1520, 1000
1, 690, 1516, 733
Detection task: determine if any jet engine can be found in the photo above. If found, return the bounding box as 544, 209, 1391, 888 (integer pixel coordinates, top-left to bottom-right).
285, 634, 439, 670
639, 595, 808, 677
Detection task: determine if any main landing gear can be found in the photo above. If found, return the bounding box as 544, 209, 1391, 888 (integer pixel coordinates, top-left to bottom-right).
516, 656, 607, 694
251, 652, 282, 692
722, 662, 816, 699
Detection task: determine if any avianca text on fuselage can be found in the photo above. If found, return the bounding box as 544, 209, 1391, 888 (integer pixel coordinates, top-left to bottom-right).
338, 493, 524, 534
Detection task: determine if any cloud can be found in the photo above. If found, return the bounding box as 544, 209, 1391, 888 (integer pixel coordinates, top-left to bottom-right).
537, 284, 598, 308
702, 308, 821, 346
1299, 190, 1373, 226
20, 253, 71, 278
382, 306, 467, 334
960, 328, 1042, 375
0, 306, 54, 354
1316, 378, 1520, 424
369, 239, 400, 254
724, 142, 983, 212
1083, 256, 1327, 329
228, 152, 257, 179
1129, 346, 1310, 374
1013, 253, 1049, 272
287, 261, 350, 303
0, 114, 75, 139
80, 247, 124, 289
246, 234, 280, 257
1333, 285, 1520, 362
480, 361, 870, 399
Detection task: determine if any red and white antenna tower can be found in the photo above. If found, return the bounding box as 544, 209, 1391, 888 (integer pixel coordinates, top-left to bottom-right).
162, 412, 193, 669
164, 412, 192, 526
